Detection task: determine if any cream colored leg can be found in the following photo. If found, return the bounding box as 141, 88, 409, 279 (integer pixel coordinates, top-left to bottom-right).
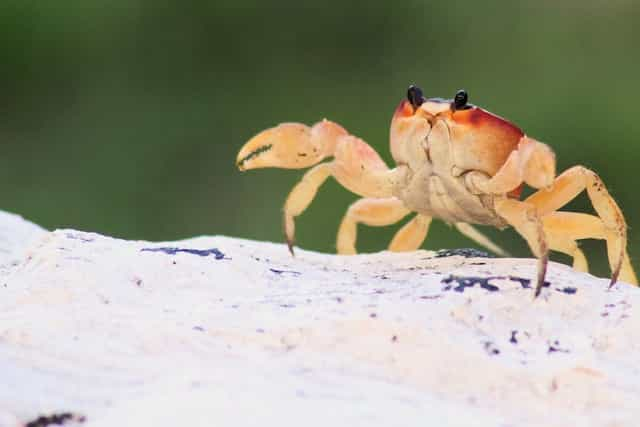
283, 163, 332, 253
454, 223, 510, 257
337, 197, 411, 254
465, 136, 556, 194
542, 211, 637, 285
526, 166, 632, 286
544, 232, 589, 273
389, 214, 432, 252
494, 199, 549, 297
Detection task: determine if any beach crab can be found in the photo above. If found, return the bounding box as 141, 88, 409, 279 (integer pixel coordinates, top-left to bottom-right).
236, 85, 637, 296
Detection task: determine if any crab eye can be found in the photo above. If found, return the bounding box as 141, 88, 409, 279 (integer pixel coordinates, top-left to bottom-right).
407, 85, 425, 109
453, 89, 469, 110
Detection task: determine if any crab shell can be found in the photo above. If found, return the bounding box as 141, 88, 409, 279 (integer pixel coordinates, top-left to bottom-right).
388, 98, 553, 228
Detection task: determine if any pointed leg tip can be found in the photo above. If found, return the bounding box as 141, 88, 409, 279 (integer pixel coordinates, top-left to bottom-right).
608, 264, 622, 289
287, 240, 295, 256
533, 255, 548, 299
533, 282, 543, 299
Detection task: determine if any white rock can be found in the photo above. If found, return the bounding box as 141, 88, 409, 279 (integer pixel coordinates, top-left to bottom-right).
0, 211, 639, 427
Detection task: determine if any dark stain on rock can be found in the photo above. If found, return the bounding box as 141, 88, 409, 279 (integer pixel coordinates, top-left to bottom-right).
508, 275, 551, 290
435, 248, 494, 258
65, 232, 94, 243
25, 413, 86, 427
442, 275, 554, 293
391, 335, 398, 343
510, 330, 518, 344
193, 326, 205, 332
269, 268, 301, 276
420, 294, 443, 300
556, 287, 577, 295
548, 340, 570, 354
141, 247, 226, 259
483, 341, 500, 356
442, 275, 500, 292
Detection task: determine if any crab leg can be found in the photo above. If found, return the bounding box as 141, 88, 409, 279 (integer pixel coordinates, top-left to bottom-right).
494, 199, 549, 297
337, 197, 411, 254
541, 212, 600, 274
283, 163, 332, 253
466, 136, 556, 194
337, 198, 432, 254
525, 166, 636, 286
388, 214, 432, 252
542, 211, 636, 285
545, 232, 589, 273
453, 223, 510, 257
238, 120, 396, 253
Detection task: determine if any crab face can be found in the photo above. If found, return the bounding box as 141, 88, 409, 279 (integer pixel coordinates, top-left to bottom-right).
390, 86, 525, 177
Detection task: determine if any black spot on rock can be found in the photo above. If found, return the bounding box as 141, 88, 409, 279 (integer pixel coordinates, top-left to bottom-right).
141, 247, 226, 259
509, 275, 550, 290
25, 412, 86, 427
269, 268, 301, 276
548, 340, 570, 354
556, 287, 577, 295
435, 248, 494, 258
483, 341, 500, 356
420, 294, 442, 300
510, 330, 518, 344
442, 275, 553, 293
442, 275, 500, 292
65, 232, 94, 243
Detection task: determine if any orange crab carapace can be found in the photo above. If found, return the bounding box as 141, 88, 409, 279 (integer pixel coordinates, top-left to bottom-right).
236, 85, 637, 296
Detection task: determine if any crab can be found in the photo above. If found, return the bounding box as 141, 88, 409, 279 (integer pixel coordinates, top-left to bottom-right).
236, 85, 637, 296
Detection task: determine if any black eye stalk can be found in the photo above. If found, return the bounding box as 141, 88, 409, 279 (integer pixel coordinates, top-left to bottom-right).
452, 89, 470, 111
407, 85, 425, 109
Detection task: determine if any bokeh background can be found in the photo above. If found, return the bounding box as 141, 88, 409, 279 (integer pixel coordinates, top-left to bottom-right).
1, 0, 639, 277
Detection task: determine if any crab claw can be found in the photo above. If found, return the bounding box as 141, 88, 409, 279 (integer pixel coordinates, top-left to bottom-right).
237, 120, 348, 171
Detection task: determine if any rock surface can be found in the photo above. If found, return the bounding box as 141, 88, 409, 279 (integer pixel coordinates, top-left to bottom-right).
0, 211, 639, 427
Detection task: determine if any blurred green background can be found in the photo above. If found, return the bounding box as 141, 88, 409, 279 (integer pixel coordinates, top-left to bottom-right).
1, 0, 639, 277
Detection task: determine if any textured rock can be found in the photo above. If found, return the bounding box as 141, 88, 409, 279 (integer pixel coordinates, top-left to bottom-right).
0, 211, 639, 427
